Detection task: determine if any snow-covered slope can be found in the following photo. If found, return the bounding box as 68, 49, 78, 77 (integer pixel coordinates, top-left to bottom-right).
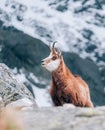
0, 0, 105, 64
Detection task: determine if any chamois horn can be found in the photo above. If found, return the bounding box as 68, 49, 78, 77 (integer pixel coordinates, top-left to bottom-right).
56, 47, 62, 56
48, 41, 56, 48
52, 41, 57, 49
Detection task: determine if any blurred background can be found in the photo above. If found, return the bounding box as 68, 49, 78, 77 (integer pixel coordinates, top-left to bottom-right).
0, 0, 105, 107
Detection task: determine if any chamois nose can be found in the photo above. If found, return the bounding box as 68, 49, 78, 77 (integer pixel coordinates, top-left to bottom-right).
41, 59, 45, 66
41, 59, 44, 63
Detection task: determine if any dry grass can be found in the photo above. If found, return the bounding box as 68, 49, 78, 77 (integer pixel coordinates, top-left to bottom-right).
0, 108, 22, 130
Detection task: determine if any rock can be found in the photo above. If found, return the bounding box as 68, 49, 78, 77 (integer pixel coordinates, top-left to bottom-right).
0, 22, 49, 79
18, 106, 105, 130
0, 97, 4, 110
1, 104, 105, 130
0, 63, 36, 109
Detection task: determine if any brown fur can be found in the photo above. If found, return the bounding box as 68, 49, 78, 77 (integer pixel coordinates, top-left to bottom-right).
50, 57, 94, 107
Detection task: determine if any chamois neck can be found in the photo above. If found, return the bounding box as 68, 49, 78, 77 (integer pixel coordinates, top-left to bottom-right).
52, 57, 72, 77
52, 58, 64, 73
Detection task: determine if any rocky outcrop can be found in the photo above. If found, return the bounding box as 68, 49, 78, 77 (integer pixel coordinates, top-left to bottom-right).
0, 63, 36, 109
19, 105, 105, 130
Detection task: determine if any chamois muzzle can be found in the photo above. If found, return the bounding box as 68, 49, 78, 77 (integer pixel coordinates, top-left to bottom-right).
41, 59, 45, 66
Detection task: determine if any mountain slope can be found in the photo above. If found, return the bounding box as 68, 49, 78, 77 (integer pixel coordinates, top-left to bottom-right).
0, 0, 105, 64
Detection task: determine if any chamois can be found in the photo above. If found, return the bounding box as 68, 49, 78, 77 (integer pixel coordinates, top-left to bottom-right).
41, 42, 94, 107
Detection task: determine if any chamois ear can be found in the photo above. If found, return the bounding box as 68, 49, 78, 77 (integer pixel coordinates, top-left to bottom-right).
50, 47, 57, 54
56, 48, 62, 56
49, 42, 52, 51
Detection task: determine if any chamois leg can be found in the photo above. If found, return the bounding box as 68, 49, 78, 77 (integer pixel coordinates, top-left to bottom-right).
85, 101, 94, 108
50, 84, 59, 106
50, 83, 63, 106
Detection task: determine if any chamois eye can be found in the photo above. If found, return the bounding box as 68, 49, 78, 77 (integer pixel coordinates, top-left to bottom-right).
52, 56, 57, 60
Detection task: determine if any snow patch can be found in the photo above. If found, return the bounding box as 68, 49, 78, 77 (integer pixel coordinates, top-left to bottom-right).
33, 86, 52, 107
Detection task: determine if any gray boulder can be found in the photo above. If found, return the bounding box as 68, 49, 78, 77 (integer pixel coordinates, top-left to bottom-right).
0, 63, 36, 109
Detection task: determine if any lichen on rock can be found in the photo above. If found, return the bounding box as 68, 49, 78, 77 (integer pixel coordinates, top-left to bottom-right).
0, 63, 37, 109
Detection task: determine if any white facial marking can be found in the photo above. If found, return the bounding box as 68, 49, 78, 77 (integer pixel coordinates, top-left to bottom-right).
45, 59, 60, 72
42, 52, 60, 72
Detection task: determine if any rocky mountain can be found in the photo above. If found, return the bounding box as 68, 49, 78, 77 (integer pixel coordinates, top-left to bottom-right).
0, 0, 105, 106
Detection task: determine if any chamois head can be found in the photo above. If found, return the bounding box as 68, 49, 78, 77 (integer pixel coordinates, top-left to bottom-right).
41, 42, 62, 72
